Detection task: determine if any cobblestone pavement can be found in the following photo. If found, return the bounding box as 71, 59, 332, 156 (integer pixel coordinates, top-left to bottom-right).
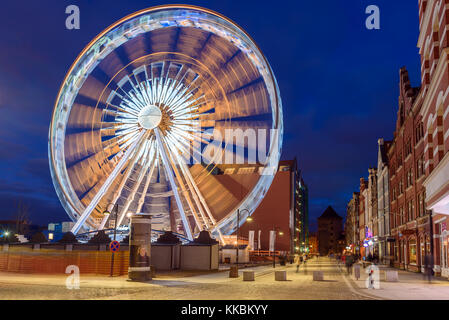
0, 257, 378, 300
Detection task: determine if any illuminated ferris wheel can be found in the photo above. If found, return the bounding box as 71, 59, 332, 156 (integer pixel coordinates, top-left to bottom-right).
49, 5, 283, 242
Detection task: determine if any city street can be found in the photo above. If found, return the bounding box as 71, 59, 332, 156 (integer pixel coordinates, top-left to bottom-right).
0, 257, 373, 300
2, 257, 448, 300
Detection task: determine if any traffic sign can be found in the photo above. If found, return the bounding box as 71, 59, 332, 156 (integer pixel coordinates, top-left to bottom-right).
109, 240, 120, 252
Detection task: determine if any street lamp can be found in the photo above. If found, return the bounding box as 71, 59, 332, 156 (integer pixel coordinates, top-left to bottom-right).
236, 208, 250, 267
272, 226, 283, 268
103, 203, 119, 277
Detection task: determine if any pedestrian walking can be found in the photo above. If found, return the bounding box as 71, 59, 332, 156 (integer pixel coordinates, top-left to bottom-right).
294, 254, 300, 273
345, 255, 353, 275
424, 254, 434, 283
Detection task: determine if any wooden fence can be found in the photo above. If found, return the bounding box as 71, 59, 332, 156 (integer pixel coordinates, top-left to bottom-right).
0, 244, 129, 276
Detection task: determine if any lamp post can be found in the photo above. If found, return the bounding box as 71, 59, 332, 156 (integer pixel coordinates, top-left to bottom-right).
236, 208, 250, 267
272, 226, 283, 268
104, 203, 119, 277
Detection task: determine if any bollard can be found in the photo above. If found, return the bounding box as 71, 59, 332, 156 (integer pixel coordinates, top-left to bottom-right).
128, 213, 152, 281
243, 271, 255, 281
353, 264, 361, 280
275, 271, 287, 281
150, 265, 156, 278
229, 265, 239, 278
313, 271, 324, 281
385, 270, 398, 282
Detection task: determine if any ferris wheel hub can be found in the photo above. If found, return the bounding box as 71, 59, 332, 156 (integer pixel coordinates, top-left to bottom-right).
138, 105, 162, 130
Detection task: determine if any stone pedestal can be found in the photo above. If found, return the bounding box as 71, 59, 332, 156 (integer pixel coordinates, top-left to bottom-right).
128, 213, 152, 281
385, 270, 398, 282
275, 271, 287, 281
243, 271, 255, 281
313, 271, 324, 281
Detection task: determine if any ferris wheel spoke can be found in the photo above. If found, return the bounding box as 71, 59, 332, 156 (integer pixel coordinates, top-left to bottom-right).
98, 137, 155, 229
71, 130, 148, 234
179, 162, 226, 245
163, 138, 205, 232
135, 154, 158, 214
116, 144, 154, 227
175, 152, 213, 229
154, 128, 193, 240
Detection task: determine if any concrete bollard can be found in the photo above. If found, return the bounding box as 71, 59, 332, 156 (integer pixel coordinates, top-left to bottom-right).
229, 265, 239, 278
275, 271, 287, 281
150, 265, 156, 278
385, 270, 398, 282
313, 271, 324, 281
243, 271, 255, 281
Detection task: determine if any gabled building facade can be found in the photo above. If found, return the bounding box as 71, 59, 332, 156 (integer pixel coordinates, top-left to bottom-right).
388, 67, 430, 273
377, 138, 393, 265
345, 192, 360, 254
418, 0, 449, 277
318, 206, 343, 256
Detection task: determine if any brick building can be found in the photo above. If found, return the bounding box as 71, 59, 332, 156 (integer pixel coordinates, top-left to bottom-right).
377, 138, 394, 265
358, 178, 368, 257
345, 192, 359, 253
388, 67, 430, 272
236, 159, 309, 254
418, 0, 449, 277
344, 0, 449, 276
308, 232, 318, 256
318, 206, 343, 256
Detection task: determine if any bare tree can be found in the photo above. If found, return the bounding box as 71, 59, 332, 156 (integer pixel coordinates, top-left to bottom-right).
15, 200, 30, 234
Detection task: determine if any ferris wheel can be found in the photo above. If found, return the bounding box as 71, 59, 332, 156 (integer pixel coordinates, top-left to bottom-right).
49, 5, 283, 242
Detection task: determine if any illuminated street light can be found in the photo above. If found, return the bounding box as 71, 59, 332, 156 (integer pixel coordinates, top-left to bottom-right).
236, 208, 250, 267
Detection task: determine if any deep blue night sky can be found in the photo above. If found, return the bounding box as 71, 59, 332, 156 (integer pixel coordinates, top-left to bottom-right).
0, 0, 421, 229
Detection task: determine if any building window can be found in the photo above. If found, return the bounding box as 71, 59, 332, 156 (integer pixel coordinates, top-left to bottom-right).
391, 212, 396, 228
394, 243, 399, 261
407, 200, 414, 221
224, 168, 235, 175
406, 168, 413, 188
416, 122, 424, 143
416, 155, 424, 178
405, 139, 412, 157
409, 239, 417, 264
421, 191, 426, 216
397, 153, 403, 167
237, 167, 254, 174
